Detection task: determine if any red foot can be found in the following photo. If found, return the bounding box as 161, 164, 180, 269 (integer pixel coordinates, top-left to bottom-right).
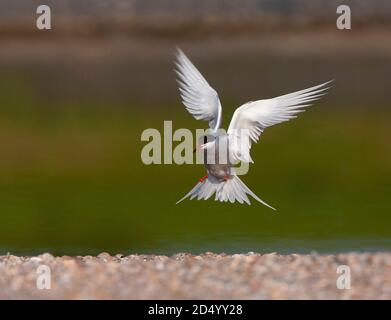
199, 175, 208, 183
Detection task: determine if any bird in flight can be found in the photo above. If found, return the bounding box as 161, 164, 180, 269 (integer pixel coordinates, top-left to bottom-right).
175, 48, 332, 209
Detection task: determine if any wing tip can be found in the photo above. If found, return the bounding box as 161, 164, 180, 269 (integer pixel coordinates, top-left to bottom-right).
317, 79, 335, 93
174, 47, 188, 63
174, 46, 183, 56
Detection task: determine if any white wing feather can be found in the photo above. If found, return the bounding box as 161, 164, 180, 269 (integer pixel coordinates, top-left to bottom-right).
227, 81, 333, 163
175, 48, 222, 131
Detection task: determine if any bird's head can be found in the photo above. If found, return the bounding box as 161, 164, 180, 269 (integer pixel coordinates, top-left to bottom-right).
193, 134, 216, 153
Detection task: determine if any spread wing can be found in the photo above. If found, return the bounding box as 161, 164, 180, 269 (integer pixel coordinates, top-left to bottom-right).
227, 81, 333, 163
175, 48, 222, 131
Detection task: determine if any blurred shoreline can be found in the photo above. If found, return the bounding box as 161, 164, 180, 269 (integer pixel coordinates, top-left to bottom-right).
1, 28, 391, 107
1, 0, 391, 39
1, 0, 391, 106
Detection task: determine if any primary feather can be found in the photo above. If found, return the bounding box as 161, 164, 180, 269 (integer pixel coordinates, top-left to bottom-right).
175, 48, 222, 132
227, 81, 333, 163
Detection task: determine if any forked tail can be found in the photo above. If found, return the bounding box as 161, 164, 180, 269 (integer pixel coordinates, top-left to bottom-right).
176, 175, 276, 210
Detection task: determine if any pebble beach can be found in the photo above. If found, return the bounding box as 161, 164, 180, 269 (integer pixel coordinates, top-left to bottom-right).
0, 252, 390, 299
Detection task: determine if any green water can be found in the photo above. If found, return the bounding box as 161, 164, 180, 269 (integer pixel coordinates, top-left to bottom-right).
0, 82, 390, 256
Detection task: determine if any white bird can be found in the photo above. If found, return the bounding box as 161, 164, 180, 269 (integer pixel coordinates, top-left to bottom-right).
175, 48, 332, 209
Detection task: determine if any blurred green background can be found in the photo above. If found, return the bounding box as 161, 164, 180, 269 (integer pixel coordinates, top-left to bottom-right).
0, 0, 390, 255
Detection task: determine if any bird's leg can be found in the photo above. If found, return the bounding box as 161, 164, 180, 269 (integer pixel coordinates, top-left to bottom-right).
199, 175, 208, 183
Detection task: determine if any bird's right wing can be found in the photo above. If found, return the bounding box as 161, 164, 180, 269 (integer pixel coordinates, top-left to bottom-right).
175, 48, 222, 131
227, 81, 332, 163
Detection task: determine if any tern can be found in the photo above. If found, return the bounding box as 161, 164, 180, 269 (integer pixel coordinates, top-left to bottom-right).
175, 48, 332, 209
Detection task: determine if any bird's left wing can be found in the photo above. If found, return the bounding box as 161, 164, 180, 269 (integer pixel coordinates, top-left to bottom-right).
227, 81, 332, 163
175, 48, 222, 131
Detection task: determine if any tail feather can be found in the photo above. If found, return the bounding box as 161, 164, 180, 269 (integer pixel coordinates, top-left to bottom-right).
233, 176, 276, 210
176, 175, 276, 210
176, 178, 217, 204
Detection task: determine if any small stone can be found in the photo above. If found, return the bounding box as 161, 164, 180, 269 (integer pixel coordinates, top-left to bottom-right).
97, 252, 111, 261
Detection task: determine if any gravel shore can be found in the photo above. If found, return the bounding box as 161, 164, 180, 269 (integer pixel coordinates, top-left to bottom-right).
0, 252, 390, 299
